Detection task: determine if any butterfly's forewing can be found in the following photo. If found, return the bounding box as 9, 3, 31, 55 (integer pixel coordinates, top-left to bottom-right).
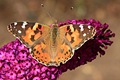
7, 22, 52, 65
7, 22, 50, 47
59, 24, 96, 50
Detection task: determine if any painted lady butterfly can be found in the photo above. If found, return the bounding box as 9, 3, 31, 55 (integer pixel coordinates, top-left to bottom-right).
7, 21, 96, 66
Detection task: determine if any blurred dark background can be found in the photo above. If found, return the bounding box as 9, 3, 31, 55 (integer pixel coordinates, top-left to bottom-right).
0, 0, 119, 80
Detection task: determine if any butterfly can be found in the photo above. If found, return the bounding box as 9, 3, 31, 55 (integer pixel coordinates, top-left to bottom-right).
7, 21, 96, 66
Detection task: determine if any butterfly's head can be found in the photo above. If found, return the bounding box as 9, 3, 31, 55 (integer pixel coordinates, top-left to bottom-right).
51, 24, 58, 28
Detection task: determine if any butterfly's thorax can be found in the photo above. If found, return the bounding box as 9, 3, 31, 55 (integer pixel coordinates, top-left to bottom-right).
50, 24, 59, 52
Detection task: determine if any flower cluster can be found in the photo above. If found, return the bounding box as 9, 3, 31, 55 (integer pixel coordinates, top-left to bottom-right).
0, 19, 115, 80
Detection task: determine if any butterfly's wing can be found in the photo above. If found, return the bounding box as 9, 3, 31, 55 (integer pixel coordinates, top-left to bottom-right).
59, 24, 96, 49
7, 22, 50, 47
54, 24, 96, 65
7, 22, 52, 65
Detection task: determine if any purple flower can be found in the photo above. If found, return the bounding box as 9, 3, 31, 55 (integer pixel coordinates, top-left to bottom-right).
5, 70, 17, 80
33, 76, 40, 80
0, 19, 115, 80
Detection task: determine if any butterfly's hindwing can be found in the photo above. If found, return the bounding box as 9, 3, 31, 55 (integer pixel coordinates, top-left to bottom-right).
30, 35, 52, 66
54, 38, 74, 65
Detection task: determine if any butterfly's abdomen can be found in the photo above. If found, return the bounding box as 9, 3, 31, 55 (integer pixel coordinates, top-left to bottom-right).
49, 25, 59, 59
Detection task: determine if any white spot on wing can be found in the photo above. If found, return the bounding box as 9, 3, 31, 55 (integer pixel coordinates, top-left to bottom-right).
22, 22, 27, 29
83, 33, 86, 36
79, 24, 84, 31
88, 25, 91, 29
14, 22, 17, 25
18, 30, 21, 33
70, 25, 74, 32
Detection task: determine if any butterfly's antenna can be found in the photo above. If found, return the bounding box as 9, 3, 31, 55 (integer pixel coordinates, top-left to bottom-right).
41, 4, 57, 24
